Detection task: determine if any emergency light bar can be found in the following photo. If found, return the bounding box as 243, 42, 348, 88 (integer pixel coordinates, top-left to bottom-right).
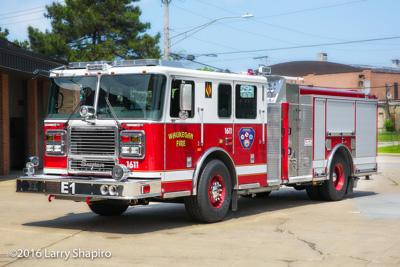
68, 59, 183, 69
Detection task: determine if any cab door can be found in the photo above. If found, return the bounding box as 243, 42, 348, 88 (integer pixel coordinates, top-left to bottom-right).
216, 83, 234, 156
165, 78, 199, 194
233, 83, 267, 187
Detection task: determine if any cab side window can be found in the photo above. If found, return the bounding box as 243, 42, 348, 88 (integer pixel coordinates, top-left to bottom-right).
170, 80, 195, 118
218, 84, 232, 118
235, 84, 257, 119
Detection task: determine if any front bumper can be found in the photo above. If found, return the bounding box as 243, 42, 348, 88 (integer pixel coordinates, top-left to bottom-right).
16, 175, 162, 201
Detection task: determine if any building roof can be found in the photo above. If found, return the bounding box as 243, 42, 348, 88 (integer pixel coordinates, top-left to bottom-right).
270, 61, 363, 76
270, 61, 400, 77
0, 37, 63, 75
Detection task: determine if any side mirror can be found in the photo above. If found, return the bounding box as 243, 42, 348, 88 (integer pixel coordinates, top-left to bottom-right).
55, 92, 64, 110
180, 83, 192, 111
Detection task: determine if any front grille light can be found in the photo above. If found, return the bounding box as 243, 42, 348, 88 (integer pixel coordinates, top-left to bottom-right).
45, 130, 67, 156
120, 130, 145, 159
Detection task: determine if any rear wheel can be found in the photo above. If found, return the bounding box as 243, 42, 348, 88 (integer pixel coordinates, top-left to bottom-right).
320, 154, 349, 201
185, 159, 232, 223
89, 200, 129, 216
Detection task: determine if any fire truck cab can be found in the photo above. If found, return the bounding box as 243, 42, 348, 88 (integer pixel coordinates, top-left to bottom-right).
17, 59, 378, 223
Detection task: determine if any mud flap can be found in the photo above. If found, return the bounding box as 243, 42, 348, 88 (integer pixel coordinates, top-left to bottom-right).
231, 190, 238, 211
346, 177, 359, 194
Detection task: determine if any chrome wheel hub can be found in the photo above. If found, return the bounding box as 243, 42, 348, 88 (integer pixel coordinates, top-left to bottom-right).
211, 182, 222, 201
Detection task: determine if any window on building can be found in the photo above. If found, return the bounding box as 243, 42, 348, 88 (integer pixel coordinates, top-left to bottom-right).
170, 80, 195, 118
394, 83, 398, 99
235, 84, 257, 119
218, 84, 232, 118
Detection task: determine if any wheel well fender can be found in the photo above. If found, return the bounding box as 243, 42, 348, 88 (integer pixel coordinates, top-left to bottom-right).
327, 144, 354, 180
192, 147, 237, 195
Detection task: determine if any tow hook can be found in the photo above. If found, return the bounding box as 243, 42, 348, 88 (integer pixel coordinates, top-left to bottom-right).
48, 195, 55, 202
86, 197, 93, 206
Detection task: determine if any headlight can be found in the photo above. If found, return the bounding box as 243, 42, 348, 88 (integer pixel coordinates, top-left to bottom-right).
120, 130, 145, 159
45, 130, 67, 156
129, 146, 141, 155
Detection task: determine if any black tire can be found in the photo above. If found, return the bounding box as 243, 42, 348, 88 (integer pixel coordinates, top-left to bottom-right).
320, 154, 349, 201
184, 159, 232, 223
88, 200, 129, 216
305, 185, 323, 200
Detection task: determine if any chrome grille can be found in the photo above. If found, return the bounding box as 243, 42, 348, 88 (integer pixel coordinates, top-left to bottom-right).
70, 127, 117, 156
69, 159, 116, 174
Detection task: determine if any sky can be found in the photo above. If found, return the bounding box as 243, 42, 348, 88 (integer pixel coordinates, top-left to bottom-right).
1, 0, 400, 72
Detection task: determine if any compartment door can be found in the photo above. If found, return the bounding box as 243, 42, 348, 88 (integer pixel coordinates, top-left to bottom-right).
266, 103, 281, 186
314, 99, 326, 176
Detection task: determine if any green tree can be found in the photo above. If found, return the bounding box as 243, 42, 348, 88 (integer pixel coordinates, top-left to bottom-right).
383, 119, 395, 132
0, 27, 9, 39
197, 67, 215, 72
27, 0, 161, 61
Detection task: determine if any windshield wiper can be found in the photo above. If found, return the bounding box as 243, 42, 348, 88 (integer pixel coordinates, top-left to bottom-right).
105, 96, 125, 130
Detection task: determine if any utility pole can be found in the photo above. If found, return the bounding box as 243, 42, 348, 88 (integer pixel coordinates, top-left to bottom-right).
385, 83, 392, 120
163, 0, 171, 60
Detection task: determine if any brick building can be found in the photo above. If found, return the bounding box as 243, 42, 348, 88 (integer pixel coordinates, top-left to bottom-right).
270, 58, 400, 131
0, 38, 63, 175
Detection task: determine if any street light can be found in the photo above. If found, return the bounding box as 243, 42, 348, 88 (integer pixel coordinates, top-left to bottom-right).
164, 13, 254, 60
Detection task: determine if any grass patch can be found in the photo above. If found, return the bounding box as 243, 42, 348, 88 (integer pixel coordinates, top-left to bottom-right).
378, 132, 400, 142
378, 145, 400, 153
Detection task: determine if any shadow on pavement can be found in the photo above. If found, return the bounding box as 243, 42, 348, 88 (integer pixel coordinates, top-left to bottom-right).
0, 170, 23, 182
22, 187, 377, 234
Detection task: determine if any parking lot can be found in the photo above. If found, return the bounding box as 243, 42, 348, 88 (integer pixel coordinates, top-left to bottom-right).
0, 155, 399, 266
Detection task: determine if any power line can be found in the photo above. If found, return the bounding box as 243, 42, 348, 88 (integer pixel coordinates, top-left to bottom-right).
0, 1, 65, 26
0, 6, 46, 17
196, 0, 237, 15
168, 4, 265, 58
168, 28, 251, 56
211, 36, 400, 55
0, 10, 46, 21
169, 2, 298, 59
2, 17, 46, 26
0, 1, 65, 17
196, 0, 364, 42
171, 3, 296, 45
257, 0, 367, 19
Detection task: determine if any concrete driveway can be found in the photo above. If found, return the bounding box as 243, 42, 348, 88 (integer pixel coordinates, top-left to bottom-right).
0, 156, 399, 266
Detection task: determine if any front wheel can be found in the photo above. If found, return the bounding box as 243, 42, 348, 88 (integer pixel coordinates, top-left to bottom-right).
185, 159, 232, 223
320, 154, 349, 201
88, 200, 129, 216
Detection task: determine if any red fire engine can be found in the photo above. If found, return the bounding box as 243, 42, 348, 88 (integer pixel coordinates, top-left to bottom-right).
17, 60, 378, 223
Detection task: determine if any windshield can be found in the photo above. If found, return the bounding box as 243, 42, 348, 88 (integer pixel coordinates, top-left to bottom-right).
97, 74, 166, 120
46, 76, 97, 119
